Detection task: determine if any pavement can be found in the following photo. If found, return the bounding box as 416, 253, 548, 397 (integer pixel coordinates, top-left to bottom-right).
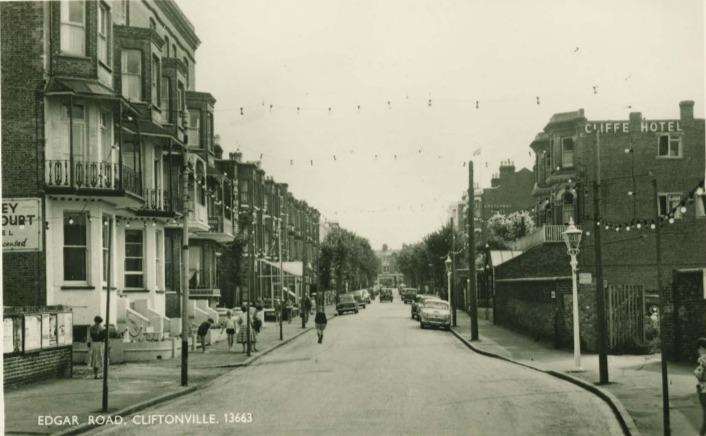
453, 309, 702, 436
3, 305, 337, 435
87, 298, 622, 435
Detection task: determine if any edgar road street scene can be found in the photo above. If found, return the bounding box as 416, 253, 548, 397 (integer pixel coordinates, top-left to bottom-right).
93, 292, 622, 436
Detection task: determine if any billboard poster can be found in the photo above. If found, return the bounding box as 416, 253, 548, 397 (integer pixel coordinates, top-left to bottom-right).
41, 313, 58, 348
4, 318, 15, 354
2, 198, 42, 252
57, 312, 73, 346
24, 314, 41, 351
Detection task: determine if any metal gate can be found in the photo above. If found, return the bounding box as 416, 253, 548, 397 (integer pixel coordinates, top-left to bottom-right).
607, 284, 645, 351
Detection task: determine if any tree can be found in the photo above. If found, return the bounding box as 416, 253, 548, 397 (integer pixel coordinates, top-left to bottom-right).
318, 226, 380, 298
486, 211, 536, 243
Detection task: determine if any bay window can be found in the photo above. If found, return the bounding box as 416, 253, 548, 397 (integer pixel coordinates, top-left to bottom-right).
97, 3, 109, 64
63, 212, 87, 282
121, 49, 142, 102
124, 229, 144, 288
60, 1, 85, 55
161, 76, 171, 121
151, 55, 160, 107
188, 109, 201, 147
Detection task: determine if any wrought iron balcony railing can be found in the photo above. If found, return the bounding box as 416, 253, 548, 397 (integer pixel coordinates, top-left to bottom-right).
45, 159, 142, 197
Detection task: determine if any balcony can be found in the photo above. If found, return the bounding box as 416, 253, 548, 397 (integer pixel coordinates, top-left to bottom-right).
508, 225, 571, 252
197, 213, 235, 243
138, 189, 183, 217
45, 159, 143, 207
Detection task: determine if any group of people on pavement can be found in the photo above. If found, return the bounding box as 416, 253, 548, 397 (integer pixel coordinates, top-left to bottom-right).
198, 304, 262, 354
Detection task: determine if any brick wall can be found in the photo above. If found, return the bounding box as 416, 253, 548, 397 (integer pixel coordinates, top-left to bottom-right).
1, 2, 48, 307
663, 270, 706, 362
3, 347, 72, 387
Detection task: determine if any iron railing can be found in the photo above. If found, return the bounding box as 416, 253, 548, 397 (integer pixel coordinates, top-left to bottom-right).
45, 159, 143, 198
508, 225, 570, 252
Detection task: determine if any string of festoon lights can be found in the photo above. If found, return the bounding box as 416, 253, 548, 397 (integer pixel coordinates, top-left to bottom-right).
583, 179, 705, 237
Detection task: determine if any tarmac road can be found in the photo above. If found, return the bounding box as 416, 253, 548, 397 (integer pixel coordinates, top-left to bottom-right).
91, 298, 624, 436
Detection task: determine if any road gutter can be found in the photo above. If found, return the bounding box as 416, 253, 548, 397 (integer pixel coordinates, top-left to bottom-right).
449, 327, 640, 436
54, 313, 338, 436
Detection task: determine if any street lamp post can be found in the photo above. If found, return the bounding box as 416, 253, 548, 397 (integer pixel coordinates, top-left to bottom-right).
563, 217, 583, 371
445, 255, 452, 315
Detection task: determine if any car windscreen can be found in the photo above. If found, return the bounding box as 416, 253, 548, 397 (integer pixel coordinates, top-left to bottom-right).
423, 301, 449, 310
340, 296, 354, 302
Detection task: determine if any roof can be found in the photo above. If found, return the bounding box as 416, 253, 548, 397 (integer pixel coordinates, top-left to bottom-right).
545, 109, 586, 130
490, 250, 523, 268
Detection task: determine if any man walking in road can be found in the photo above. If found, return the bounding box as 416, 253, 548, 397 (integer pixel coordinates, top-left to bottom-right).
300, 292, 312, 328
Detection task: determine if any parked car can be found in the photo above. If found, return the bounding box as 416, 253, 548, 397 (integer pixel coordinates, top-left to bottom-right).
349, 290, 367, 308
336, 294, 359, 315
411, 295, 440, 320
380, 289, 393, 302
401, 288, 419, 304
419, 300, 451, 329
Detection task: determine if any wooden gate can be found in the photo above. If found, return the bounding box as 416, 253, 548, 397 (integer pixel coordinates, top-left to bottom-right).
607, 285, 645, 351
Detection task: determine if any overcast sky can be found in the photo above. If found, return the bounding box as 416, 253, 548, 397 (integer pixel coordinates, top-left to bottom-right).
176, 0, 704, 250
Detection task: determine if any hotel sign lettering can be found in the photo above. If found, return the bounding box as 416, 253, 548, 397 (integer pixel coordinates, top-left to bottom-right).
584, 121, 682, 134
2, 198, 42, 252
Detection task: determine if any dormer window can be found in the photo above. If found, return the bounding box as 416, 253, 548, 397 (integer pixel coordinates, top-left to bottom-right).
121, 49, 142, 101
60, 1, 86, 55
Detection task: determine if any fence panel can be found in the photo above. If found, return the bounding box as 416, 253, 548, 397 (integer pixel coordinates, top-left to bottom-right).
607, 284, 645, 352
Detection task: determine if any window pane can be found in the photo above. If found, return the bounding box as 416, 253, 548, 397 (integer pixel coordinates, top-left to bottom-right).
64, 213, 86, 245
68, 1, 84, 23
670, 137, 680, 157
125, 229, 142, 243
125, 258, 143, 271
125, 275, 144, 288
658, 136, 669, 156
658, 196, 667, 215
64, 247, 86, 280
125, 244, 142, 257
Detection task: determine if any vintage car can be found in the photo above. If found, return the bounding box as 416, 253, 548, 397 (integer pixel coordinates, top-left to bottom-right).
411, 295, 440, 320
379, 289, 393, 302
337, 294, 360, 315
419, 300, 451, 329
401, 288, 419, 304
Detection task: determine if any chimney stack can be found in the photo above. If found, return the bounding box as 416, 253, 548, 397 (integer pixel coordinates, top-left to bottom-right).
629, 112, 642, 131
228, 151, 242, 162
679, 100, 694, 121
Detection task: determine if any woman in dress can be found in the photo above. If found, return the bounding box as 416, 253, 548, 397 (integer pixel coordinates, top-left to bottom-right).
695, 337, 706, 436
236, 304, 258, 352
87, 316, 105, 379
314, 298, 327, 344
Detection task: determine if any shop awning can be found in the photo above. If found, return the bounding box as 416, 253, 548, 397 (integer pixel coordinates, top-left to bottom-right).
261, 259, 303, 277
489, 250, 523, 268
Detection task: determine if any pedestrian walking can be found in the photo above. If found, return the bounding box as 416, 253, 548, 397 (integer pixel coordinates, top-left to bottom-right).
221, 311, 236, 352
253, 306, 263, 335
300, 293, 312, 328
286, 297, 294, 324
695, 337, 706, 436
197, 318, 214, 353
314, 300, 327, 344
236, 304, 257, 352
87, 316, 106, 379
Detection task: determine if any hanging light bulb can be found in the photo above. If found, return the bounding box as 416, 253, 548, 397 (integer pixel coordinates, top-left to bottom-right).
680, 206, 687, 213
668, 217, 675, 224
626, 226, 631, 231
650, 223, 656, 230
68, 217, 74, 225
636, 223, 642, 229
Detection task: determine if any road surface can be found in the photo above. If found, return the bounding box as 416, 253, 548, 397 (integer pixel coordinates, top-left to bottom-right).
92, 298, 623, 435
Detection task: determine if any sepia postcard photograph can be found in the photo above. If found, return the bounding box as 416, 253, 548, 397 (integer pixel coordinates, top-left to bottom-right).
1, 0, 706, 435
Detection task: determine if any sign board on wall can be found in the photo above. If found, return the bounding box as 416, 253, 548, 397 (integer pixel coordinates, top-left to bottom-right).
578, 273, 592, 285
41, 313, 58, 348
24, 315, 41, 351
57, 312, 73, 346
2, 198, 42, 252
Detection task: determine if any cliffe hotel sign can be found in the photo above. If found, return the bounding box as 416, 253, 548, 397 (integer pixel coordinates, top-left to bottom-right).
3, 198, 42, 252
584, 120, 682, 134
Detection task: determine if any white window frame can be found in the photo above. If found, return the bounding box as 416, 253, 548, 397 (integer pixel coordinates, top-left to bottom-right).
151, 55, 160, 107
188, 109, 201, 147
97, 3, 110, 65
60, 1, 86, 56
124, 229, 145, 289
561, 137, 575, 168
155, 230, 164, 290
160, 76, 171, 122
99, 111, 112, 162
102, 215, 112, 286
657, 193, 682, 217
68, 104, 87, 162
63, 211, 89, 285
121, 49, 142, 102
657, 133, 682, 158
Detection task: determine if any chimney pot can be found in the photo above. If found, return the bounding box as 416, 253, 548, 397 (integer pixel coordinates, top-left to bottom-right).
679, 100, 694, 121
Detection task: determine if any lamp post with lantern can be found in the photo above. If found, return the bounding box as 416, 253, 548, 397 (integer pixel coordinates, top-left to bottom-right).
445, 255, 452, 313
563, 217, 584, 371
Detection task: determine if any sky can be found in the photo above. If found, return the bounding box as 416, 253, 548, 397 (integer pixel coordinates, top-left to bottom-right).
176, 0, 704, 250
